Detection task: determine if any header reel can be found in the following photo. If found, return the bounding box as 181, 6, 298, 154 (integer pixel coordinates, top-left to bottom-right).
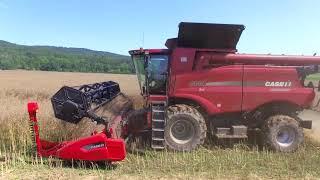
51, 81, 121, 125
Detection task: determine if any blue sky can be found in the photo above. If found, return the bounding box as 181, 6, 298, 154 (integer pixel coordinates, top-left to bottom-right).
0, 0, 319, 55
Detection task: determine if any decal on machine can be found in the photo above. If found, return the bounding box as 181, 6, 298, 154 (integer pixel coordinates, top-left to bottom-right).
83, 143, 105, 150
190, 81, 206, 87
264, 81, 292, 87
189, 81, 241, 87
189, 81, 293, 87
180, 57, 188, 63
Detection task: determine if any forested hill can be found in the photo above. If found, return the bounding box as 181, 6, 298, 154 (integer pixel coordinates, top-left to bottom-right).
0, 40, 134, 74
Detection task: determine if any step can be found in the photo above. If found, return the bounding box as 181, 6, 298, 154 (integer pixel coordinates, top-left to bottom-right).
151, 102, 166, 150
216, 127, 230, 135
215, 134, 248, 139
152, 113, 165, 120
214, 125, 248, 139
152, 110, 165, 113
152, 106, 165, 111
152, 119, 165, 122
152, 137, 165, 141
151, 145, 165, 149
232, 125, 247, 136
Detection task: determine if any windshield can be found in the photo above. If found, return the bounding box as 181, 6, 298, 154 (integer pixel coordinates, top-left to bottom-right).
132, 55, 146, 92
147, 55, 168, 94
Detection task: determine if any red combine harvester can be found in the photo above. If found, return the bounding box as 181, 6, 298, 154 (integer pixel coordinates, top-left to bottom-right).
28, 22, 320, 162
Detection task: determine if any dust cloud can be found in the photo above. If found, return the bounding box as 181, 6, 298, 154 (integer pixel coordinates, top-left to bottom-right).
299, 110, 320, 142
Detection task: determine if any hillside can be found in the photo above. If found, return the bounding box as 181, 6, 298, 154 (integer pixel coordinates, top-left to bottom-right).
0, 40, 134, 74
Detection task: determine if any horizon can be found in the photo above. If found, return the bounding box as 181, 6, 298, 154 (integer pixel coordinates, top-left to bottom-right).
1, 1, 319, 56
0, 39, 130, 56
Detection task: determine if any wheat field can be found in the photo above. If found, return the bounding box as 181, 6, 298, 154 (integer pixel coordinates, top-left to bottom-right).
1, 70, 320, 179
0, 70, 142, 148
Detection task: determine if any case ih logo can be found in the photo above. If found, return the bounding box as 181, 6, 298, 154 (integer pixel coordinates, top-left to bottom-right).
264, 81, 292, 87
83, 143, 105, 150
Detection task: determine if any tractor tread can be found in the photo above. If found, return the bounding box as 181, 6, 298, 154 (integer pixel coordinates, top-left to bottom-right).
262, 114, 304, 152
165, 104, 207, 151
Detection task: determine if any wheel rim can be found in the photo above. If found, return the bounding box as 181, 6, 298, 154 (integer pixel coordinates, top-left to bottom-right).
169, 119, 195, 144
276, 127, 296, 147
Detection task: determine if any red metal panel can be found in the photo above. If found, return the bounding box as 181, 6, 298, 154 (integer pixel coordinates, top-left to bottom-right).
27, 102, 126, 162
56, 133, 126, 161
170, 65, 243, 114
242, 65, 315, 110
170, 48, 196, 74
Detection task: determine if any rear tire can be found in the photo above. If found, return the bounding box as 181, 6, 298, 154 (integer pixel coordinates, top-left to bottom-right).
262, 115, 303, 152
164, 104, 207, 151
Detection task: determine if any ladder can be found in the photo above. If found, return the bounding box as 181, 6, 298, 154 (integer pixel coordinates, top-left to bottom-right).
151, 102, 166, 149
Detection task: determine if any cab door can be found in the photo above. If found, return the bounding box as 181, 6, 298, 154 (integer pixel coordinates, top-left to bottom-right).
147, 55, 169, 95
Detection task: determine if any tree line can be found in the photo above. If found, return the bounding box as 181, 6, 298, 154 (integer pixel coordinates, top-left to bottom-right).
0, 40, 135, 74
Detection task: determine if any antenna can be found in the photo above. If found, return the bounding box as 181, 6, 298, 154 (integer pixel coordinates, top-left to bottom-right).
142, 32, 145, 47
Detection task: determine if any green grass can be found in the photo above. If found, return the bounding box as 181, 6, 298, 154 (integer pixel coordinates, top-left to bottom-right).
307, 73, 320, 81
1, 139, 320, 179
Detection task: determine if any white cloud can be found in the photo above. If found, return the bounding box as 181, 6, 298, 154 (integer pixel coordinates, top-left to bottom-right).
0, 1, 8, 9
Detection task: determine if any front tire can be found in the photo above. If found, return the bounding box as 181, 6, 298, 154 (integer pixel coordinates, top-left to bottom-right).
262, 115, 304, 152
164, 104, 207, 151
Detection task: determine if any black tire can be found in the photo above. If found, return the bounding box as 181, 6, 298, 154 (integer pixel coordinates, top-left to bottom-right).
262, 115, 304, 152
164, 104, 207, 151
